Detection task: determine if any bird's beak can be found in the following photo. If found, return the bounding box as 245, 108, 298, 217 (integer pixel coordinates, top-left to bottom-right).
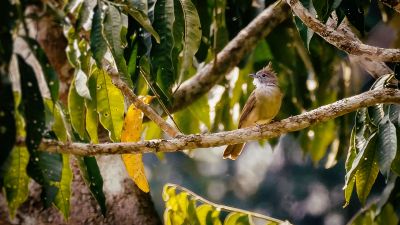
249, 73, 256, 78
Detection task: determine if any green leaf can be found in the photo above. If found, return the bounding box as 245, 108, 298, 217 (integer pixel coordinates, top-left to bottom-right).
86, 72, 99, 143
196, 204, 222, 225
44, 100, 68, 142
176, 0, 201, 83
377, 117, 397, 179
92, 69, 124, 142
68, 77, 86, 139
76, 156, 106, 215
53, 154, 73, 220
152, 0, 175, 95
23, 38, 60, 102
103, 4, 132, 87
0, 73, 16, 167
76, 0, 97, 31
90, 3, 108, 67
348, 205, 375, 225
3, 146, 30, 219
312, 0, 342, 23
123, 0, 160, 43
355, 133, 379, 205
375, 203, 399, 225
174, 107, 200, 134
343, 177, 355, 207
223, 212, 250, 225
294, 0, 315, 50
188, 95, 211, 130
338, 0, 364, 36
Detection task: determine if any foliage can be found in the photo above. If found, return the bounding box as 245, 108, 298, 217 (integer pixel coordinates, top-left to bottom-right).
0, 0, 399, 223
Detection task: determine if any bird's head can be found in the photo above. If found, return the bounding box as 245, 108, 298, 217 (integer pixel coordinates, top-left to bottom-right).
250, 62, 278, 87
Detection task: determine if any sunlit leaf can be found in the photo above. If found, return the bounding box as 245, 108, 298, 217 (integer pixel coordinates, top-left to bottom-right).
86, 72, 99, 143
196, 204, 222, 225
76, 156, 106, 215
188, 95, 210, 130
53, 154, 73, 220
68, 77, 86, 139
343, 177, 355, 207
76, 0, 97, 31
75, 69, 92, 99
223, 212, 250, 225
93, 68, 124, 142
44, 100, 68, 142
3, 146, 29, 218
121, 96, 153, 193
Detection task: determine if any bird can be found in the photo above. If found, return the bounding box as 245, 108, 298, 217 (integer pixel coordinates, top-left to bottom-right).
223, 62, 283, 160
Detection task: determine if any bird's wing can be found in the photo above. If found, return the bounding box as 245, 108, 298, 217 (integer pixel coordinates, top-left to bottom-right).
238, 90, 256, 128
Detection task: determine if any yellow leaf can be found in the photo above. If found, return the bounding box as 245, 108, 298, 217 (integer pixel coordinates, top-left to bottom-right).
121, 96, 154, 193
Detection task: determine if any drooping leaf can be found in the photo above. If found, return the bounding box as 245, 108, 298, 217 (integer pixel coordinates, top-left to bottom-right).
312, 0, 342, 23
377, 117, 397, 180
103, 4, 132, 87
93, 68, 124, 142
196, 204, 222, 225
3, 146, 30, 218
44, 100, 68, 142
86, 72, 99, 143
76, 0, 97, 31
355, 133, 379, 205
151, 0, 175, 95
90, 3, 108, 67
223, 212, 251, 225
344, 177, 355, 207
68, 77, 86, 139
121, 96, 154, 193
53, 154, 73, 220
0, 73, 16, 167
176, 0, 201, 83
23, 38, 60, 102
76, 156, 106, 215
122, 0, 161, 43
294, 0, 316, 50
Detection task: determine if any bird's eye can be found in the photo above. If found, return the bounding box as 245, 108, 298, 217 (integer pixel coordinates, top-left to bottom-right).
262, 74, 266, 77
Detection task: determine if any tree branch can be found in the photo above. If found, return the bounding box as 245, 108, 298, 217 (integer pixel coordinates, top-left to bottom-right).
286, 0, 400, 62
171, 2, 290, 112
380, 0, 400, 13
40, 88, 400, 155
111, 76, 181, 137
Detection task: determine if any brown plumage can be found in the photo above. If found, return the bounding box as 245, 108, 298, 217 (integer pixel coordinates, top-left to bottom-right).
223, 62, 282, 160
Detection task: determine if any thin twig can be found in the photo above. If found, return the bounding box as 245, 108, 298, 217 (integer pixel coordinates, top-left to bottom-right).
285, 0, 400, 62
165, 183, 289, 224
40, 88, 400, 155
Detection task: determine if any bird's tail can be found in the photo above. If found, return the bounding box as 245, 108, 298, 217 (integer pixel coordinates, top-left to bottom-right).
223, 143, 244, 160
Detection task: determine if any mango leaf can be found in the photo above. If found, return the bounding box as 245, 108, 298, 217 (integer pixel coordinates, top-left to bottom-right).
103, 4, 132, 87
44, 100, 68, 142
0, 73, 16, 167
3, 146, 30, 219
93, 68, 124, 142
75, 69, 92, 100
174, 106, 200, 134
23, 38, 60, 102
90, 3, 108, 66
53, 154, 73, 220
121, 96, 154, 193
86, 72, 99, 143
344, 177, 355, 208
376, 117, 397, 180
348, 204, 375, 225
355, 133, 379, 205
312, 0, 342, 23
176, 0, 201, 83
294, 0, 316, 50
76, 0, 97, 31
68, 77, 86, 139
122, 0, 160, 43
151, 0, 175, 95
188, 95, 210, 130
196, 204, 222, 225
223, 212, 251, 225
76, 156, 106, 215
375, 203, 399, 225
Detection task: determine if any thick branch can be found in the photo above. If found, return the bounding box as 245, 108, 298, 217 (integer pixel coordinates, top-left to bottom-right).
380, 0, 400, 13
286, 0, 400, 62
171, 2, 290, 111
112, 76, 181, 137
40, 88, 400, 155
